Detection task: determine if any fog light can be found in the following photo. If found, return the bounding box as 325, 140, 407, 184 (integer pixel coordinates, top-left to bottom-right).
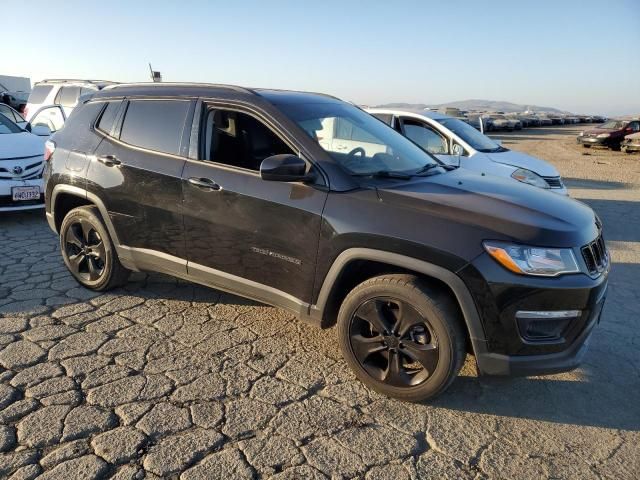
516, 310, 581, 342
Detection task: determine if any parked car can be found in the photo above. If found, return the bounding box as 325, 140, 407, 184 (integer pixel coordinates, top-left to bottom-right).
487, 114, 519, 131
621, 132, 640, 154
0, 103, 27, 128
24, 79, 115, 121
577, 119, 640, 150
367, 109, 568, 194
44, 83, 608, 401
0, 114, 53, 211
1, 91, 30, 113
537, 116, 553, 127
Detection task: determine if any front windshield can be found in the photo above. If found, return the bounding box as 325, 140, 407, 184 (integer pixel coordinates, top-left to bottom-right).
599, 121, 625, 130
0, 114, 22, 134
277, 102, 439, 175
437, 117, 502, 152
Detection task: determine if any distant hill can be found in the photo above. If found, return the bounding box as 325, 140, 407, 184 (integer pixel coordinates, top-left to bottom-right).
376, 99, 568, 114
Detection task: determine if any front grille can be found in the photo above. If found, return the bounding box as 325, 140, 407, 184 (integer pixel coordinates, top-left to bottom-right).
542, 176, 563, 188
581, 234, 608, 276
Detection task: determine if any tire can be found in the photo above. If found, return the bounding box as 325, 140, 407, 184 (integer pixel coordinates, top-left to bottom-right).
337, 274, 466, 402
59, 206, 130, 291
582, 144, 591, 148
611, 144, 621, 151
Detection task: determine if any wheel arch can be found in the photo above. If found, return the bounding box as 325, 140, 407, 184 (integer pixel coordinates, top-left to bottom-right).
311, 248, 488, 357
48, 184, 136, 272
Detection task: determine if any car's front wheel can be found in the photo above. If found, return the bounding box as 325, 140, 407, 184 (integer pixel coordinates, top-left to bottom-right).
59, 206, 130, 291
337, 274, 466, 402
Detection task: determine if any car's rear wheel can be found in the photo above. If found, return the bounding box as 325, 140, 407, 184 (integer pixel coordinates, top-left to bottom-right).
582, 144, 591, 148
337, 274, 466, 402
59, 206, 130, 291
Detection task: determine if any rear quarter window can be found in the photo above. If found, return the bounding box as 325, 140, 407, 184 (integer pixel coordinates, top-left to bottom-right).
96, 101, 122, 135
28, 85, 53, 104
119, 99, 191, 156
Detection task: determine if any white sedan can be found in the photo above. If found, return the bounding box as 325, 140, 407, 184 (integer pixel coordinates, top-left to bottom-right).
0, 112, 55, 212
366, 108, 568, 195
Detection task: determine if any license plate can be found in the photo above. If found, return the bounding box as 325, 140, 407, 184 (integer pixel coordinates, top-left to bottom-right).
11, 186, 41, 201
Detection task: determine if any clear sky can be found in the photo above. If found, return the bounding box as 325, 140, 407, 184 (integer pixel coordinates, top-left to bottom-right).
4, 0, 639, 115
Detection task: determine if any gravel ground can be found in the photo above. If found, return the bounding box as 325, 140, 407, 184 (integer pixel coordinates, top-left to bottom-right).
0, 125, 638, 479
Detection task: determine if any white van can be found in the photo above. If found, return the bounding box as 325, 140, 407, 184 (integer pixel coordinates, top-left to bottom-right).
366, 108, 568, 195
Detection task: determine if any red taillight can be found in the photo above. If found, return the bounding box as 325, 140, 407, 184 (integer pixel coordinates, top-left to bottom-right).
44, 140, 56, 162
22, 106, 28, 119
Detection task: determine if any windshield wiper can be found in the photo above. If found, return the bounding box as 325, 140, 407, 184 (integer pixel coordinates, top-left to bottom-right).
352, 170, 412, 179
413, 163, 441, 176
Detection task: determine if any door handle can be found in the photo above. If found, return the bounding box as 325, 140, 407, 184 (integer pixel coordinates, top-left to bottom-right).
188, 177, 221, 191
97, 155, 121, 166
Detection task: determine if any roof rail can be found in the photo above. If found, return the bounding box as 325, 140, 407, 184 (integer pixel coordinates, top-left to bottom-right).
104, 82, 257, 95
39, 79, 118, 85
254, 87, 341, 101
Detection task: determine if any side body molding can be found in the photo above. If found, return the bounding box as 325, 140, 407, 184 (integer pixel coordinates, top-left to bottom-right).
310, 248, 489, 355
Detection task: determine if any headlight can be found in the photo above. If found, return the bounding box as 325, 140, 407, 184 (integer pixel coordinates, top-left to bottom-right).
484, 241, 580, 277
511, 168, 549, 189
596, 133, 610, 138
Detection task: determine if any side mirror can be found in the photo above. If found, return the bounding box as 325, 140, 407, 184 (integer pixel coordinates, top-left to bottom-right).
31, 124, 52, 136
451, 143, 464, 156
260, 154, 311, 182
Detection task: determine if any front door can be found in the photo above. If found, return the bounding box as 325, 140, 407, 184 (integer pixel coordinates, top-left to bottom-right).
182, 105, 327, 306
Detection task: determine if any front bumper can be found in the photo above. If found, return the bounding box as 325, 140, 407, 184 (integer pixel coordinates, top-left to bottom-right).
577, 136, 609, 146
621, 143, 640, 152
0, 178, 44, 211
459, 252, 609, 376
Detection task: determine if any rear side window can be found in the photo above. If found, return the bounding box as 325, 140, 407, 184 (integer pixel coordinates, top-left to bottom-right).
55, 87, 82, 107
96, 101, 121, 134
119, 100, 190, 155
28, 85, 53, 104
372, 113, 392, 125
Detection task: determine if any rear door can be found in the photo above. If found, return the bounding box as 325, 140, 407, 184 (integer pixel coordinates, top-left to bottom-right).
181, 102, 327, 305
88, 98, 194, 266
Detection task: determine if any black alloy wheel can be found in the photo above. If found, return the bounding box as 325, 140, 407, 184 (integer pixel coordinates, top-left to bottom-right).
337, 274, 466, 402
64, 218, 106, 282
349, 297, 439, 387
59, 206, 130, 291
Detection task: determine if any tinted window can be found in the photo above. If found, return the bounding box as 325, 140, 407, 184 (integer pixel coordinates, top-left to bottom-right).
403, 120, 447, 154
28, 85, 53, 104
56, 87, 81, 107
201, 109, 293, 170
96, 101, 121, 134
120, 100, 190, 155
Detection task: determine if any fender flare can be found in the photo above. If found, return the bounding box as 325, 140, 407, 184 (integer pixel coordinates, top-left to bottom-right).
311, 248, 488, 354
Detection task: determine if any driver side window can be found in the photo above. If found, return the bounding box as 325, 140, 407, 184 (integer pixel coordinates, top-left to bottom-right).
401, 119, 448, 155
200, 108, 294, 171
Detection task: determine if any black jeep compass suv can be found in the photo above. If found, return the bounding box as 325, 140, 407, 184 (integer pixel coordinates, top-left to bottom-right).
44, 83, 609, 401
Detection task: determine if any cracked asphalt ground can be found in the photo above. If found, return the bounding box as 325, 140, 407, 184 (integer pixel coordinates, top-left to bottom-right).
1, 125, 639, 479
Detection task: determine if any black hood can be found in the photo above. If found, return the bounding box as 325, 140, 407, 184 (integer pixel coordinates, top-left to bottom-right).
375, 169, 598, 248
